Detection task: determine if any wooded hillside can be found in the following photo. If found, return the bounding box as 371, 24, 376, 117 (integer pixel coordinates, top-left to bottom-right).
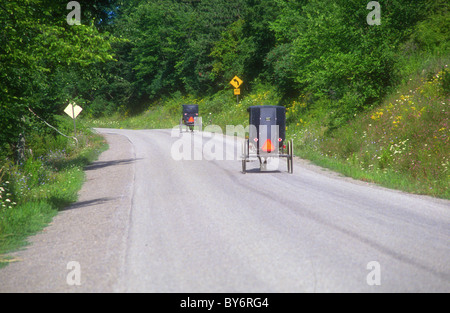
1, 0, 448, 154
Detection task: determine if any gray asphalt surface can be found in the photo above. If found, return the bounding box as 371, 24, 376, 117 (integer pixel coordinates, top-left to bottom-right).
0, 128, 449, 292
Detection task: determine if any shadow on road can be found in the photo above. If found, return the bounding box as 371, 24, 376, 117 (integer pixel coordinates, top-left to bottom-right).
60, 197, 118, 211
243, 168, 282, 174
84, 158, 140, 171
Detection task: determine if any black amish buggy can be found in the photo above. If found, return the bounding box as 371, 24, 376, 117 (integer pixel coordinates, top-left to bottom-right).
179, 104, 201, 132
242, 105, 293, 173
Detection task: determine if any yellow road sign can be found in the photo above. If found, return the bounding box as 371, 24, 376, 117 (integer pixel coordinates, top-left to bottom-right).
230, 76, 243, 89
234, 88, 240, 95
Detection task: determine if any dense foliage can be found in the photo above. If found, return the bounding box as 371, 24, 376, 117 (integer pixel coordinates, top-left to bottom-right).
92, 0, 447, 118
0, 0, 116, 155
1, 0, 448, 158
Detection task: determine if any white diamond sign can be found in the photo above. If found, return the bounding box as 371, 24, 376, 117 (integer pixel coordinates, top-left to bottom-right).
64, 103, 83, 119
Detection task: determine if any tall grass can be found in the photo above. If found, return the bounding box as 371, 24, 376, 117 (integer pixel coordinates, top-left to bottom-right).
0, 118, 107, 265
291, 62, 449, 199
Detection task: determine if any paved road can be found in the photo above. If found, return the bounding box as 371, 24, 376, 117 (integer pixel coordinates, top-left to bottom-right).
1, 128, 449, 292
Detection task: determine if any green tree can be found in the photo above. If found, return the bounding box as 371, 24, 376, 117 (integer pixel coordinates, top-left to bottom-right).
177, 0, 247, 94
210, 19, 256, 89
121, 0, 192, 100
119, 0, 247, 100
286, 1, 425, 120
0, 0, 115, 155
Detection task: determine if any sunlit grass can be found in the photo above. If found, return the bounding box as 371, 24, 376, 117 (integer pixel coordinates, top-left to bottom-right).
0, 126, 107, 266
289, 64, 449, 199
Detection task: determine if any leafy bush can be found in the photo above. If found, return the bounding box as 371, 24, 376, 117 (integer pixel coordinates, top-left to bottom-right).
412, 5, 450, 52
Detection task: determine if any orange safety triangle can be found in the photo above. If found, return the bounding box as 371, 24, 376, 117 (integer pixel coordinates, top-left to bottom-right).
261, 139, 275, 152
188, 116, 195, 123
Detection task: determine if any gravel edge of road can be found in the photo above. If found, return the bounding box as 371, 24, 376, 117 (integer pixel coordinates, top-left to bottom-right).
0, 131, 135, 292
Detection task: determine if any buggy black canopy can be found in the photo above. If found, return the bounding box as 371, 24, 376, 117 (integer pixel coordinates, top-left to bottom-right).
180, 104, 200, 132
242, 105, 293, 173
247, 105, 286, 152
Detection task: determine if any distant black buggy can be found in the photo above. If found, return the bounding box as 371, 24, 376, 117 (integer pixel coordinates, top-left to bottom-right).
242, 105, 293, 174
180, 104, 201, 132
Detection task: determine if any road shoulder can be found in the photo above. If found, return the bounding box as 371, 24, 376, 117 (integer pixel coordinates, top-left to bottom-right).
0, 131, 135, 292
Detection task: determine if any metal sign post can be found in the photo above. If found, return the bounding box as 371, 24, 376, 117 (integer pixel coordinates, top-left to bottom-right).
72, 104, 76, 136
234, 88, 240, 105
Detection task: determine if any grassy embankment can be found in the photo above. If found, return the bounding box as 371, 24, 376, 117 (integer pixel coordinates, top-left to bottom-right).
0, 116, 107, 266
89, 55, 449, 200
293, 60, 449, 199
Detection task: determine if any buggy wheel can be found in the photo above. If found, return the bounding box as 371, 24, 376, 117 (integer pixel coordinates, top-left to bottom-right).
179, 118, 183, 133
241, 139, 248, 173
288, 139, 294, 174
287, 142, 290, 173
